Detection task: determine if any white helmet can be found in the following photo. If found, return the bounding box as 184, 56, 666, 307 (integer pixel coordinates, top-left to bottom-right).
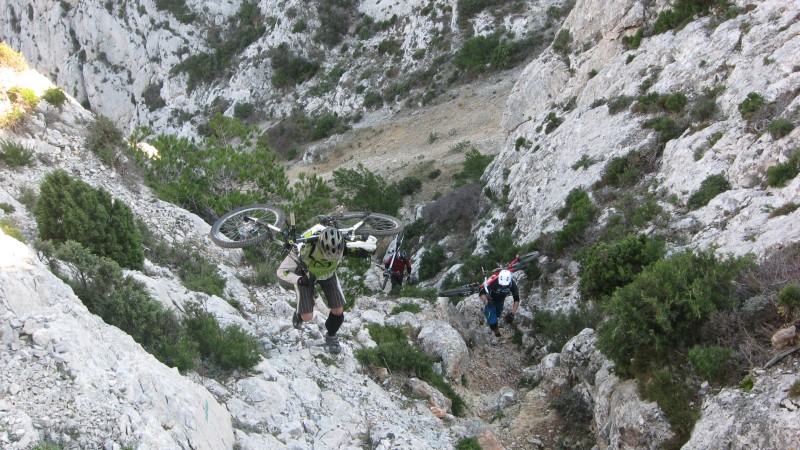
318, 226, 345, 260
498, 269, 513, 286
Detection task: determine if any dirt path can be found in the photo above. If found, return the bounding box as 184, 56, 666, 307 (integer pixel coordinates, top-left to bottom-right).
286, 69, 521, 204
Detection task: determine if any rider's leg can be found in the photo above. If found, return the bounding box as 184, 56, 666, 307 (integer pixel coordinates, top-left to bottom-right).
295, 282, 316, 322
318, 275, 346, 331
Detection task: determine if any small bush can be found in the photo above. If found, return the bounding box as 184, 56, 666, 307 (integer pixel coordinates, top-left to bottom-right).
453, 147, 493, 187
607, 95, 634, 114
455, 437, 482, 450
0, 202, 14, 213
643, 115, 687, 143
637, 368, 699, 448
789, 380, 800, 398
621, 29, 643, 49
422, 184, 481, 233
85, 115, 124, 166
42, 87, 68, 108
554, 188, 596, 251
551, 390, 593, 432
0, 219, 26, 243
418, 245, 446, 280
396, 176, 422, 196
8, 87, 39, 109
391, 303, 421, 315
688, 345, 733, 383
0, 139, 35, 167
357, 324, 466, 415
552, 29, 572, 55
766, 119, 795, 139
597, 249, 751, 375
579, 234, 665, 301
769, 202, 799, 218
766, 163, 799, 187
531, 305, 601, 353
778, 284, 800, 310
544, 112, 563, 134
333, 163, 402, 215
0, 42, 28, 70
687, 174, 730, 210
34, 169, 144, 270
738, 92, 765, 120
363, 91, 384, 109
184, 304, 261, 371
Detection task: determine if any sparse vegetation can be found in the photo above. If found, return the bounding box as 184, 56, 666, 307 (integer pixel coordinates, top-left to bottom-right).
0, 139, 35, 167
42, 87, 68, 108
687, 174, 731, 210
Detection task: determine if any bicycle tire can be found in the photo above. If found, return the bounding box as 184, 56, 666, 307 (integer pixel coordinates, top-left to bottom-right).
330, 212, 403, 236
438, 285, 479, 297
510, 251, 539, 271
210, 204, 285, 248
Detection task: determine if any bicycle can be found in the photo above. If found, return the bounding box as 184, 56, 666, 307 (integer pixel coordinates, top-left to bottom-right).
381, 233, 405, 290
209, 205, 403, 256
437, 251, 539, 297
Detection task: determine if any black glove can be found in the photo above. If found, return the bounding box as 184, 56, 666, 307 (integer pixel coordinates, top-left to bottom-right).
297, 276, 312, 287
504, 312, 515, 324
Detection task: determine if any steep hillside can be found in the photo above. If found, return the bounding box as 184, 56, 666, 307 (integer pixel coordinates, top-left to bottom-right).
2, 0, 800, 449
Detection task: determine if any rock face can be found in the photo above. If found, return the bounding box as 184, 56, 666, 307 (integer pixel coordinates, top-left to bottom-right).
488, 0, 800, 259
0, 233, 235, 449
682, 365, 800, 449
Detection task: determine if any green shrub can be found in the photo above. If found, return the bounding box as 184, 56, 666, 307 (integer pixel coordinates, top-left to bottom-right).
643, 115, 687, 143
621, 29, 643, 49
455, 437, 481, 450
314, 1, 355, 47
531, 305, 601, 353
778, 284, 800, 310
0, 42, 28, 70
396, 176, 422, 196
34, 169, 144, 270
637, 368, 699, 448
766, 119, 795, 139
607, 95, 634, 114
455, 35, 500, 71
579, 234, 665, 301
0, 202, 13, 213
661, 92, 688, 113
418, 245, 446, 280
85, 115, 124, 166
170, 2, 265, 88
766, 162, 799, 187
0, 139, 35, 167
789, 380, 800, 398
544, 112, 563, 134
40, 240, 196, 372
453, 147, 493, 187
183, 303, 261, 371
597, 249, 751, 374
552, 29, 572, 55
688, 345, 733, 383
598, 150, 651, 188
144, 238, 226, 296
769, 202, 799, 218
42, 87, 68, 108
551, 390, 593, 432
391, 303, 422, 315
356, 324, 466, 416
738, 92, 765, 120
687, 174, 730, 210
0, 219, 26, 243
332, 163, 402, 215
8, 87, 39, 109
652, 0, 717, 34
554, 189, 596, 251
363, 91, 384, 109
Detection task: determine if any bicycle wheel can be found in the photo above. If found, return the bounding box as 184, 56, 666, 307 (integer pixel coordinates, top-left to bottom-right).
438, 285, 479, 297
331, 212, 403, 236
210, 204, 285, 248
510, 251, 539, 271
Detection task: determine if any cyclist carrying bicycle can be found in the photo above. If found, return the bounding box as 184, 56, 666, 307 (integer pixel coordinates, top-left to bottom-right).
384, 250, 412, 294
480, 269, 519, 346
277, 225, 350, 354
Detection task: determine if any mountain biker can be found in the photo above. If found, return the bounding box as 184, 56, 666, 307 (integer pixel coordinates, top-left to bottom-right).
479, 269, 519, 346
384, 249, 412, 293
277, 225, 349, 354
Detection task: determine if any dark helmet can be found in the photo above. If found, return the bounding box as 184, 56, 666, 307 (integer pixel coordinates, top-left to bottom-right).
318, 226, 345, 260
398, 250, 407, 260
